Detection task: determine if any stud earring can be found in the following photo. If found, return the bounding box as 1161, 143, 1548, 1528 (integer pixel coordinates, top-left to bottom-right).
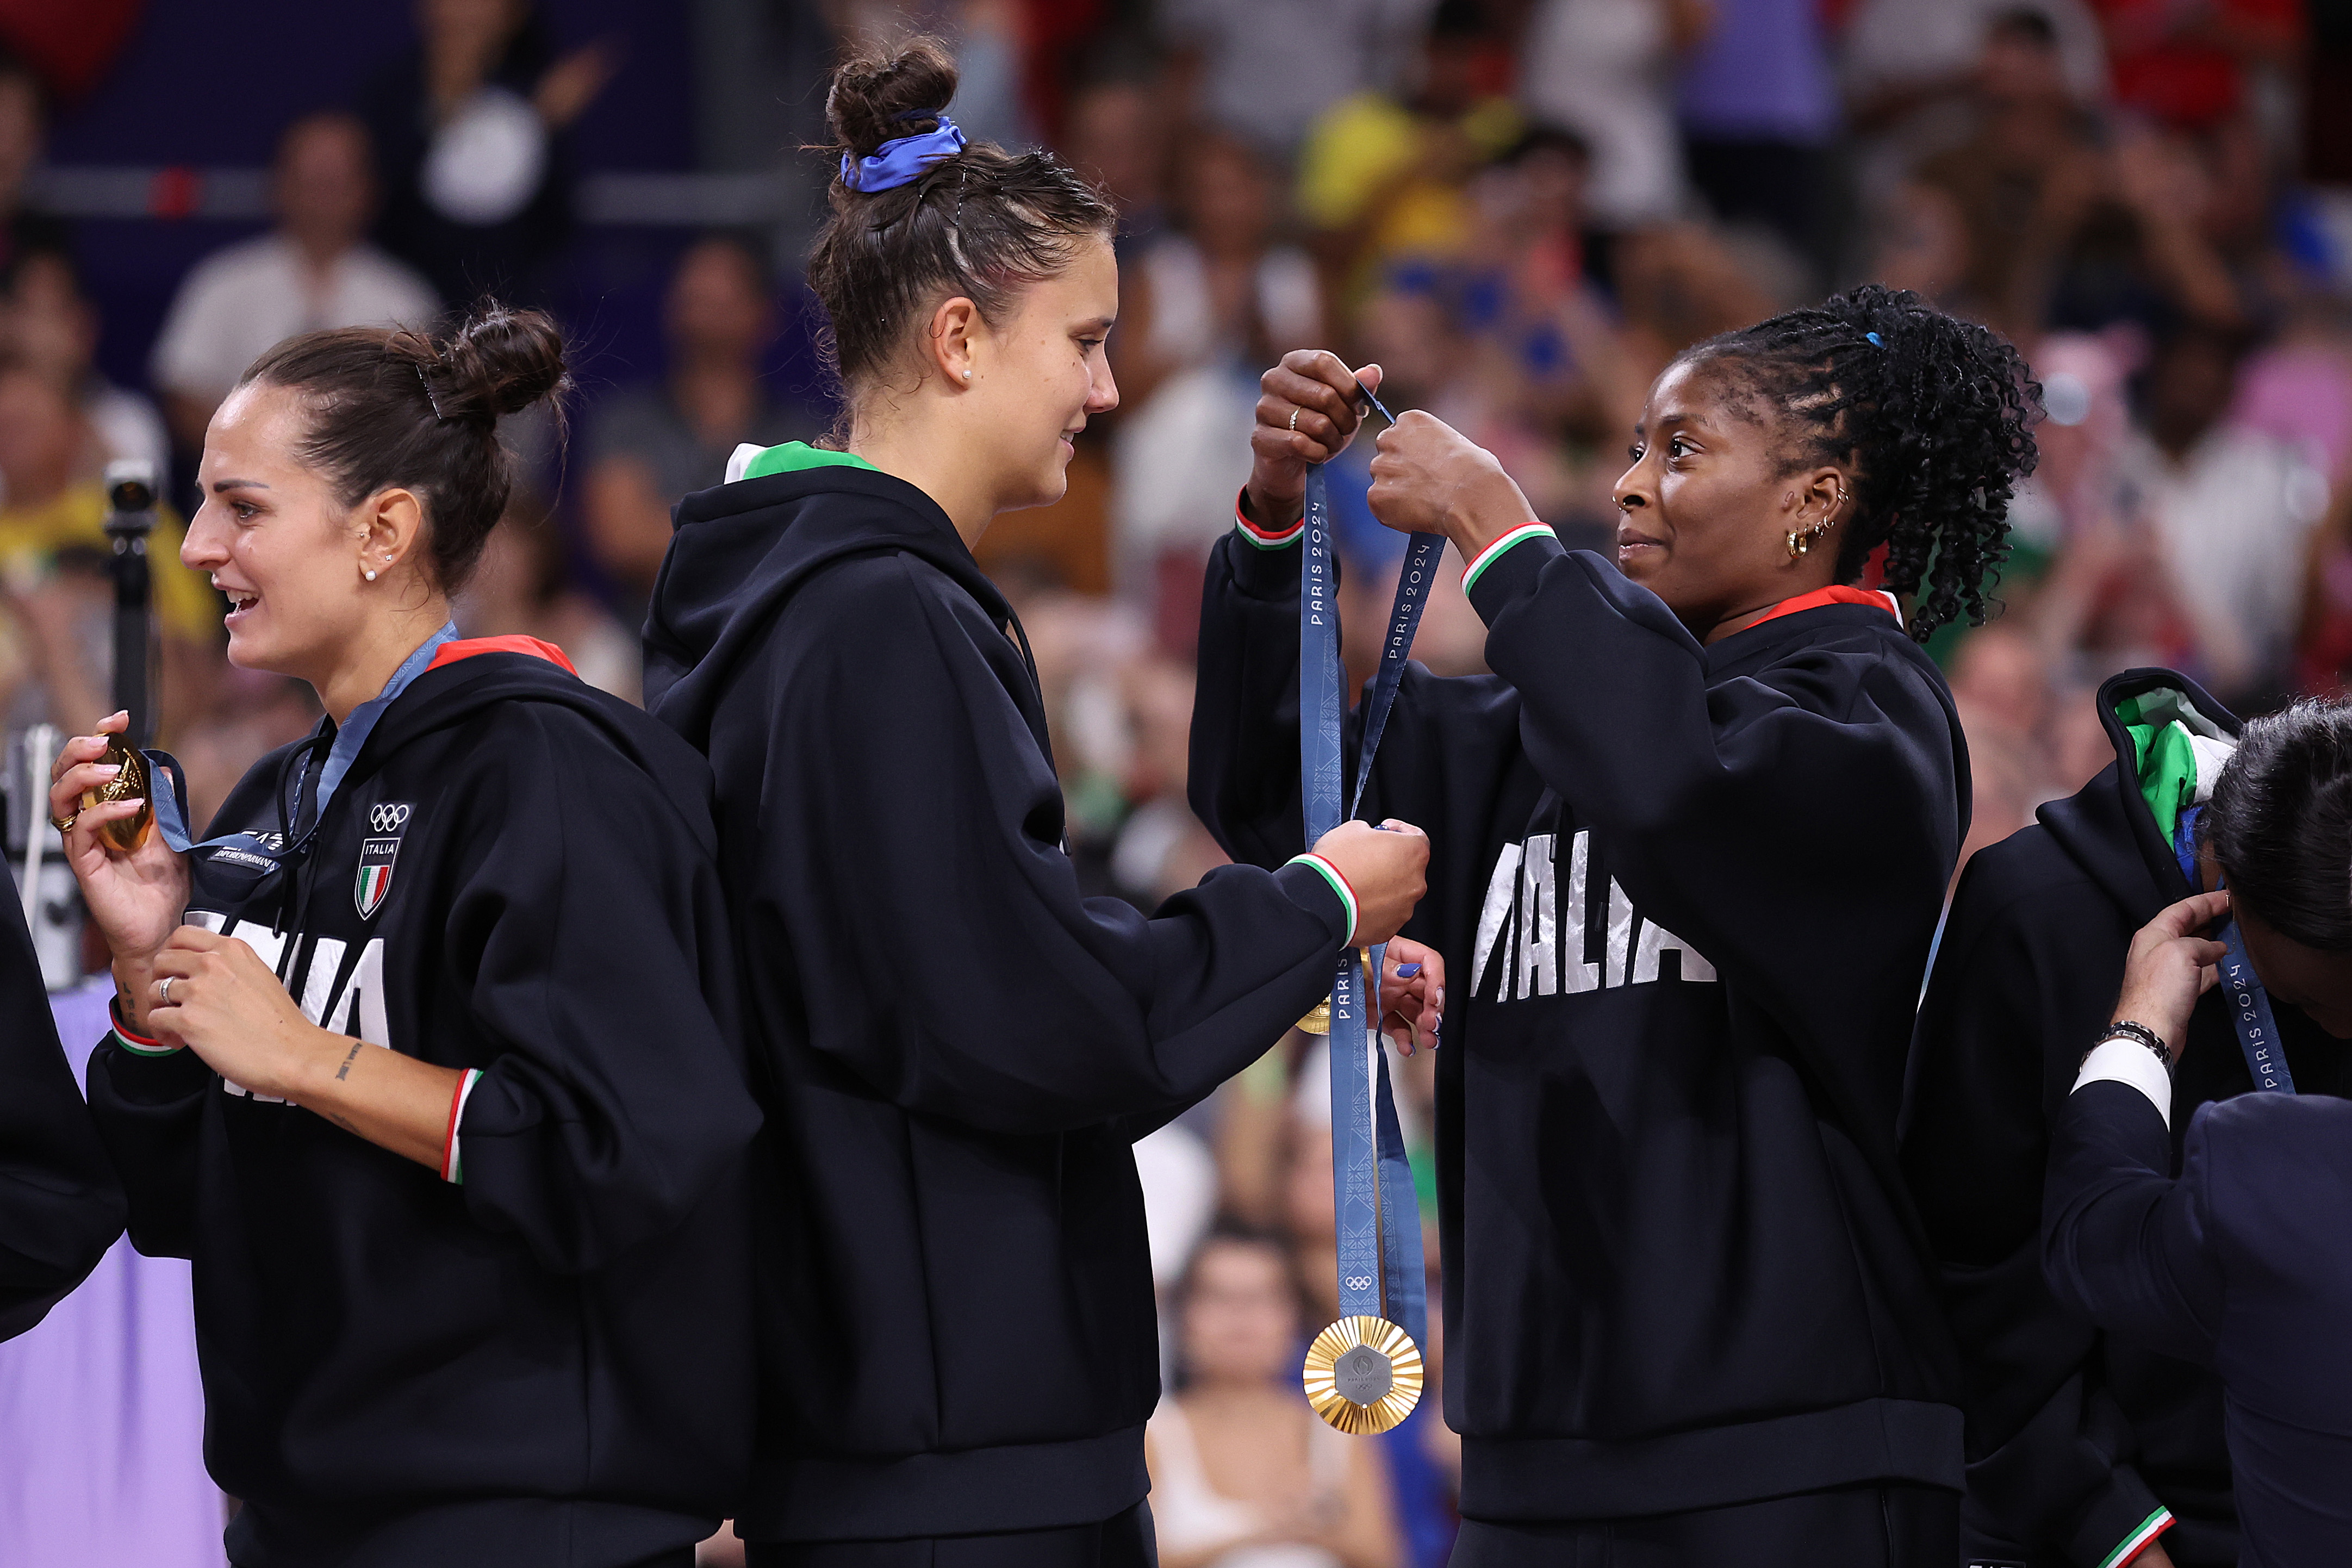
364, 568, 378, 581
962, 370, 972, 381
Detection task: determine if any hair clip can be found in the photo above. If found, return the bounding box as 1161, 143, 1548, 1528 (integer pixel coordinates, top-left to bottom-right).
416, 364, 448, 421
1865, 332, 1884, 347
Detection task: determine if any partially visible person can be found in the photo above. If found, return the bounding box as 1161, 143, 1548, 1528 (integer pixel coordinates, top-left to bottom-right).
1064, 73, 1171, 251
2043, 698, 2352, 1568
459, 501, 642, 703
0, 51, 68, 282
1841, 0, 2108, 211
1115, 131, 1323, 413
2121, 322, 2328, 707
1113, 130, 1323, 607
642, 41, 1436, 1564
1909, 8, 2109, 340
1294, 3, 1525, 290
1518, 0, 1710, 229
4, 251, 167, 478
1146, 1227, 1403, 1568
150, 111, 439, 452
1865, 180, 1980, 314
1159, 0, 1435, 157
1907, 670, 2352, 1568
59, 303, 757, 1567
357, 0, 615, 306
2087, 0, 2304, 133
0, 362, 216, 735
0, 866, 122, 1342
581, 235, 790, 617
1675, 0, 1843, 279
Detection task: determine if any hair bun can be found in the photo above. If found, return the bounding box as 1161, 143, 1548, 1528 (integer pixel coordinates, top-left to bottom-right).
825, 38, 960, 165
433, 302, 570, 422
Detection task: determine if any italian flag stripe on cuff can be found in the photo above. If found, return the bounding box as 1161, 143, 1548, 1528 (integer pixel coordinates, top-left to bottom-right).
1287, 852, 1359, 941
108, 998, 178, 1056
1461, 523, 1554, 593
2096, 1508, 2173, 1568
1234, 491, 1305, 550
440, 1069, 484, 1185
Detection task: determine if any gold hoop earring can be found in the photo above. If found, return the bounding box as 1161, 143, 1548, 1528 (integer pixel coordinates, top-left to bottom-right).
1785, 524, 1828, 561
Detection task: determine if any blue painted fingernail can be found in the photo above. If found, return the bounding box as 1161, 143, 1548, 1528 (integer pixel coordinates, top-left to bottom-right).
1397, 962, 1421, 978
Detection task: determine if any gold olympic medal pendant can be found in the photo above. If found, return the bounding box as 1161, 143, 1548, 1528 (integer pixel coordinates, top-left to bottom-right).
80, 736, 153, 854
1297, 949, 1372, 1037
1302, 1315, 1422, 1434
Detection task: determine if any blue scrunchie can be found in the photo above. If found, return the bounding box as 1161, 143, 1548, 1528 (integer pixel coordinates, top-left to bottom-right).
840, 113, 967, 194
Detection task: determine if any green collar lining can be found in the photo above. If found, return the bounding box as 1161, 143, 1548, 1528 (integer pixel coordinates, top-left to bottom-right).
739, 441, 879, 480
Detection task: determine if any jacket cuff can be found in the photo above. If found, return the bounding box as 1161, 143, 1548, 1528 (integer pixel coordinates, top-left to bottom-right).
1229, 490, 1306, 601
1234, 488, 1305, 551
2074, 1037, 2173, 1129
1276, 856, 1355, 945
2070, 1492, 2173, 1568
1461, 524, 1564, 624
96, 1023, 213, 1104
440, 1068, 485, 1184
107, 997, 181, 1056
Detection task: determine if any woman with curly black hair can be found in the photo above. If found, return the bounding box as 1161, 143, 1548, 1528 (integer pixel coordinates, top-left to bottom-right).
1191, 285, 2040, 1566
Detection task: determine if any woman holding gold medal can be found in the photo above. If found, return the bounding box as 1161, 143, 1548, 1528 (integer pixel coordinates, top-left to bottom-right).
1194, 287, 2039, 1565
641, 39, 1437, 1568
48, 305, 760, 1568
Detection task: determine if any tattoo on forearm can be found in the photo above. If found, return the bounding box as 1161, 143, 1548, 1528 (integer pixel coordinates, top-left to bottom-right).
333, 1040, 365, 1081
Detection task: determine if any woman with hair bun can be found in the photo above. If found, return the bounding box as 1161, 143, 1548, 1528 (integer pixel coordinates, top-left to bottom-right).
643, 39, 1433, 1567
51, 304, 759, 1568
1194, 285, 2041, 1564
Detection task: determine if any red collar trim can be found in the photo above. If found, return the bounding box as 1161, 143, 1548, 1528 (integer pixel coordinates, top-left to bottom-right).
1746, 584, 1902, 630
425, 634, 580, 676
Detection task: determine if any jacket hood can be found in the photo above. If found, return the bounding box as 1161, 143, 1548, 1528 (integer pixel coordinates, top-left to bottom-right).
640, 466, 1011, 749
2036, 667, 2239, 923
350, 647, 715, 850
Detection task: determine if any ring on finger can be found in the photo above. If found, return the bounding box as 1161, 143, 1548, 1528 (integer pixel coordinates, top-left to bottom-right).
49, 812, 75, 831
157, 976, 174, 1007
1287, 407, 1301, 432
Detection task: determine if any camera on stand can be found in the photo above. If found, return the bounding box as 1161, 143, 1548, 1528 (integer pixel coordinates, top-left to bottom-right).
0, 459, 161, 990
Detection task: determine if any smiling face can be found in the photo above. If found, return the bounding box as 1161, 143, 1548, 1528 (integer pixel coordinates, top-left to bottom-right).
184, 382, 385, 683
1611, 356, 1849, 638
969, 233, 1121, 514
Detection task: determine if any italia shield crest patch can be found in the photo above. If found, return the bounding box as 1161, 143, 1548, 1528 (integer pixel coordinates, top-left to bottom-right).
356, 801, 413, 919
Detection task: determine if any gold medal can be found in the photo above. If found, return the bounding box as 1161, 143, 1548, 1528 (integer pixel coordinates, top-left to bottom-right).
1301, 1314, 1422, 1434
1296, 948, 1374, 1037
80, 736, 153, 854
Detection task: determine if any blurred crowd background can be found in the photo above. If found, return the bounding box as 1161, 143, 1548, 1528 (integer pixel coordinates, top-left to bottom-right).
0, 0, 2349, 1563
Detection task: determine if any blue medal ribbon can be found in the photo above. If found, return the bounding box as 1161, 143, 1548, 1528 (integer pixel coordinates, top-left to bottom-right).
1301, 384, 1433, 1353
145, 624, 459, 897
2174, 806, 2294, 1094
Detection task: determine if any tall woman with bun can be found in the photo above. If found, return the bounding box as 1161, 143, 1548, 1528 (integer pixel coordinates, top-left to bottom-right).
1193, 287, 2040, 1565
643, 41, 1433, 1567
52, 307, 759, 1568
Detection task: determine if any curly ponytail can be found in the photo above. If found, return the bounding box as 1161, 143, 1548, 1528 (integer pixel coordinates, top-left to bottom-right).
1682, 284, 2042, 641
